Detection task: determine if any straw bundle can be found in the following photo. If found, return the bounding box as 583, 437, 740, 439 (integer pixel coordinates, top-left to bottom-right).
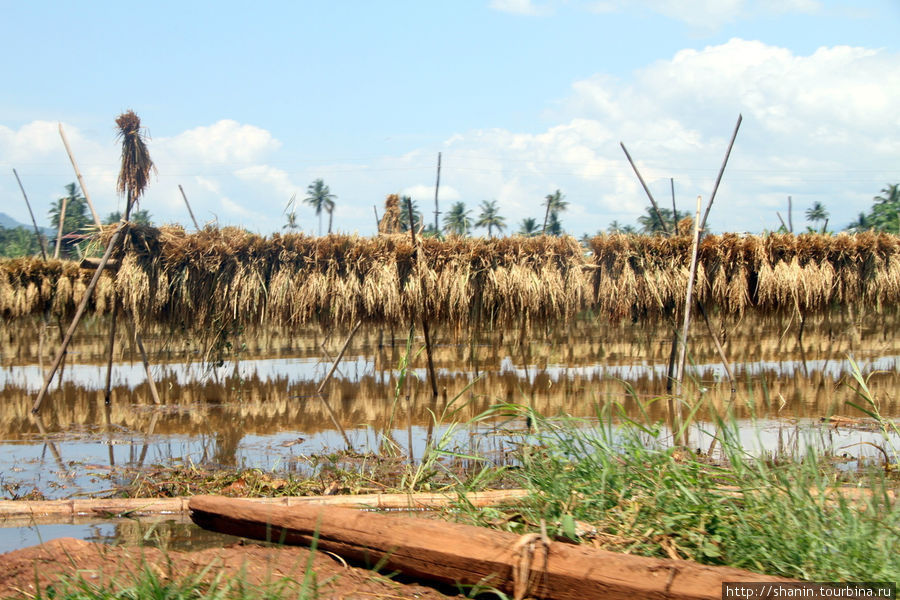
5, 229, 900, 339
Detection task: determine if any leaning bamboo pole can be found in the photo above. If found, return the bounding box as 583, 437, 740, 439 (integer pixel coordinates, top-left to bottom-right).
0, 489, 529, 522
58, 123, 103, 230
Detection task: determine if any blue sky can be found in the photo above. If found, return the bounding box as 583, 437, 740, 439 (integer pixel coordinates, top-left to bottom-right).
1, 0, 898, 237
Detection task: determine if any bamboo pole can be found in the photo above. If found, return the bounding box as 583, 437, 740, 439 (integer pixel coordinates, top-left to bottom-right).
13, 169, 48, 259
699, 114, 742, 232
675, 195, 703, 398
58, 123, 102, 229
178, 185, 200, 230
620, 142, 671, 236
53, 193, 67, 259
407, 197, 439, 398
32, 222, 126, 413
433, 151, 442, 233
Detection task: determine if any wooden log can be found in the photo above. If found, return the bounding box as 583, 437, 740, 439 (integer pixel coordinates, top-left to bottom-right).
189, 495, 793, 600
0, 489, 529, 521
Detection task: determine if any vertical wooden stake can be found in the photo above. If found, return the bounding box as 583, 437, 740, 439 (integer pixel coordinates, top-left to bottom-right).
788, 196, 793, 233
433, 152, 442, 233
53, 194, 67, 259
178, 185, 201, 230
407, 198, 439, 398
58, 123, 103, 229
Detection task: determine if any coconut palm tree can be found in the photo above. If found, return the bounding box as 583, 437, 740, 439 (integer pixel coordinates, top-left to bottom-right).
541, 190, 568, 235
805, 201, 829, 232
443, 201, 471, 237
282, 194, 299, 231
637, 207, 687, 234
517, 217, 540, 237
607, 220, 636, 234
870, 183, 900, 233
476, 200, 506, 238
398, 196, 423, 233
105, 209, 152, 226
48, 183, 91, 259
304, 179, 337, 235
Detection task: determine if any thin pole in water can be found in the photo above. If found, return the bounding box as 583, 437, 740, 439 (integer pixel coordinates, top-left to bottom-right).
13, 169, 48, 260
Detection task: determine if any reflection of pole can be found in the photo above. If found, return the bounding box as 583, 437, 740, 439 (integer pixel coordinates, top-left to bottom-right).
407, 197, 439, 398
314, 320, 362, 449
58, 123, 102, 229
13, 169, 48, 259
32, 223, 126, 413
104, 299, 120, 404
122, 314, 162, 405
30, 413, 66, 472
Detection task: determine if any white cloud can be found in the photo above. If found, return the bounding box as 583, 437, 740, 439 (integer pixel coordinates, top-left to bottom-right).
489, 0, 552, 16
584, 0, 820, 30
424, 38, 900, 234
160, 120, 280, 165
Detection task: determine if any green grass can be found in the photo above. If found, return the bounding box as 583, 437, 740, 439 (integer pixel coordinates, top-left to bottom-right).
17, 565, 320, 600
457, 401, 899, 582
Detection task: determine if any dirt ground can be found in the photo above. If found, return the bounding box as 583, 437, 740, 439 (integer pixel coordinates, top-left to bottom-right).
0, 537, 466, 599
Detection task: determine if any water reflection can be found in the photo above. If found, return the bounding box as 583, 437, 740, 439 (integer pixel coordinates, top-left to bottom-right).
0, 311, 898, 499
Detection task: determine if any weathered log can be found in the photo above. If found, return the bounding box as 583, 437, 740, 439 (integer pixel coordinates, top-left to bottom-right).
0, 489, 528, 522
189, 495, 794, 600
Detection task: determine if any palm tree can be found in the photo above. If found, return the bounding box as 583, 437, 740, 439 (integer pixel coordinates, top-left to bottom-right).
517, 217, 540, 237
105, 209, 152, 226
49, 183, 91, 258
541, 190, 568, 235
398, 196, 423, 233
442, 201, 471, 237
304, 179, 337, 235
846, 212, 871, 233
805, 201, 829, 232
475, 200, 506, 238
871, 183, 900, 233
282, 194, 299, 231
637, 206, 688, 234
607, 220, 636, 234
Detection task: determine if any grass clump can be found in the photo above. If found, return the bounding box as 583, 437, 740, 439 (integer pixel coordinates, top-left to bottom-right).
465, 402, 899, 582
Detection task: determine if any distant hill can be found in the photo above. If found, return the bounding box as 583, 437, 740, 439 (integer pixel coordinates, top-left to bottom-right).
0, 212, 56, 237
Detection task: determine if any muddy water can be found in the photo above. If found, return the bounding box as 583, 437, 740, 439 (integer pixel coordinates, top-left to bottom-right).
1, 311, 898, 504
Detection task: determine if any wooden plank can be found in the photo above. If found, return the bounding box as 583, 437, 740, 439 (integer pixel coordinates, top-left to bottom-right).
189, 495, 794, 600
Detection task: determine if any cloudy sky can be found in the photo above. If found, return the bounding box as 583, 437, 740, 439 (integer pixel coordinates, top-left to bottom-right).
1, 1, 898, 237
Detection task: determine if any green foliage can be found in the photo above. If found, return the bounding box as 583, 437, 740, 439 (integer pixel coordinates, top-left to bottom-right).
443, 201, 472, 237
0, 225, 43, 258
516, 217, 540, 237
849, 183, 900, 233
48, 183, 92, 259
304, 179, 337, 235
541, 189, 567, 235
475, 199, 506, 238
637, 206, 689, 234
105, 210, 152, 226
398, 196, 423, 233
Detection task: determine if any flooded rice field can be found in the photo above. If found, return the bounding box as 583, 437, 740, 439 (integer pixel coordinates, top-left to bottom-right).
1, 310, 899, 552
